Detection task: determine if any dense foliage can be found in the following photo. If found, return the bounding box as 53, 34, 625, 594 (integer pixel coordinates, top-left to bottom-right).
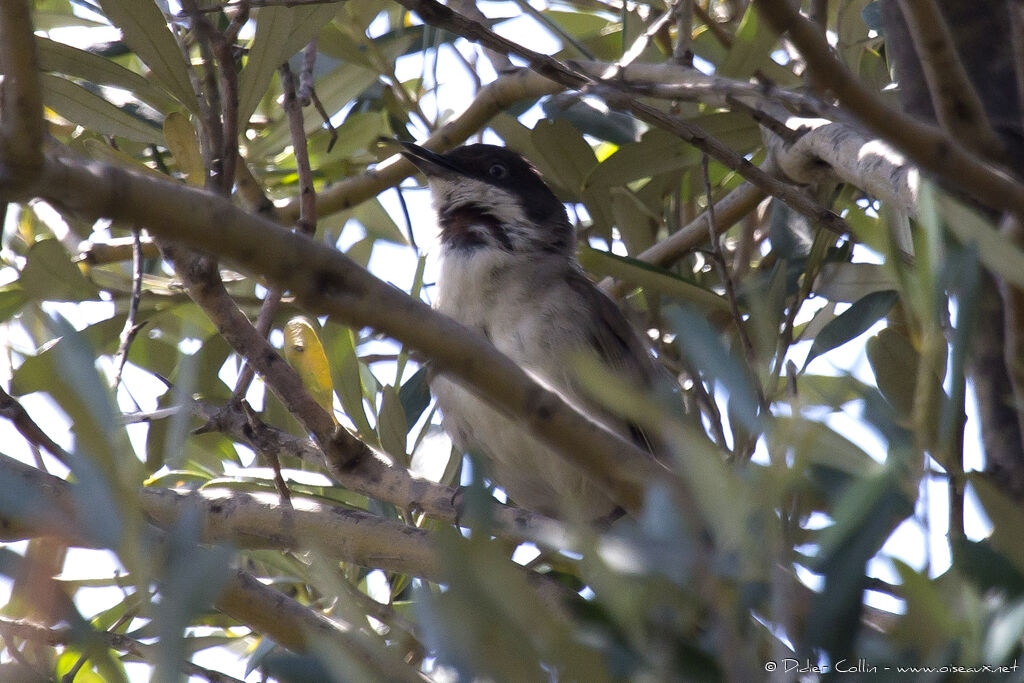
3, 0, 1024, 681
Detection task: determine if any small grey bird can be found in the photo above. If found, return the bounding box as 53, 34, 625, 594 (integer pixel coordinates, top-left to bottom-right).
401, 141, 668, 519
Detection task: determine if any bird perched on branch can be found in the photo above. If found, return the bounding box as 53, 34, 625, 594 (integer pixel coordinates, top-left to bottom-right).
401, 141, 669, 520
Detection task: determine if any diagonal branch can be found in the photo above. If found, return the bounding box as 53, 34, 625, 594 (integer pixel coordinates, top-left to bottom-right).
388, 0, 851, 236
0, 0, 44, 197
896, 0, 1005, 162
754, 0, 1024, 217
37, 152, 668, 515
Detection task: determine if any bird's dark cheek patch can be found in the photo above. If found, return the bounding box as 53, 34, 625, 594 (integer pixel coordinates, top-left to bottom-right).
440, 204, 514, 252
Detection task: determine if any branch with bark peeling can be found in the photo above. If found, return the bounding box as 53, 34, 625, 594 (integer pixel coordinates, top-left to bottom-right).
754, 0, 1024, 217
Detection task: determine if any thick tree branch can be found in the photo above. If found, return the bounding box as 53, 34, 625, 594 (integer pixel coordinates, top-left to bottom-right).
35, 152, 667, 514
185, 400, 568, 543
217, 570, 429, 682
896, 0, 1005, 162
0, 0, 44, 197
762, 116, 919, 214
754, 0, 1024, 217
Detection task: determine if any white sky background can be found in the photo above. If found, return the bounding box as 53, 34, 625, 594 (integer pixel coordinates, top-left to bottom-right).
0, 2, 997, 680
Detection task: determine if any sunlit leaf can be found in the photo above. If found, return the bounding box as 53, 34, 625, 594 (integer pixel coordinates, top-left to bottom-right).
40, 74, 164, 143
96, 0, 198, 112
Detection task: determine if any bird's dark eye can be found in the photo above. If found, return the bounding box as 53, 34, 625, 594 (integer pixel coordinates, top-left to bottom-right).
488, 163, 509, 179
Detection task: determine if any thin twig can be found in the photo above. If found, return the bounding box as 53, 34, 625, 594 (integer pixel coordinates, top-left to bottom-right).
0, 386, 73, 466
298, 40, 318, 106
110, 228, 146, 397
394, 185, 419, 253
280, 62, 317, 236
510, 0, 596, 59
672, 0, 694, 66
600, 6, 676, 80
701, 155, 767, 455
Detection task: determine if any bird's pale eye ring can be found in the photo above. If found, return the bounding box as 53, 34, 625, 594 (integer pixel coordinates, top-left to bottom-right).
488, 163, 509, 179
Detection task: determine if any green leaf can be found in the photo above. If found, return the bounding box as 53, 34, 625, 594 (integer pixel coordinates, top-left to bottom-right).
0, 285, 28, 323
814, 262, 899, 303
865, 327, 919, 419
775, 416, 880, 478
802, 289, 897, 370
666, 306, 763, 433
245, 62, 378, 158
377, 385, 408, 462
805, 468, 912, 658
585, 128, 699, 188
352, 197, 407, 244
37, 36, 177, 112
541, 96, 638, 145
940, 193, 1024, 290
529, 117, 597, 199
954, 538, 1024, 596
163, 112, 204, 186
41, 74, 163, 143
719, 4, 780, 79
20, 239, 101, 302
324, 324, 375, 440
968, 474, 1024, 577
398, 366, 431, 430
578, 246, 731, 316
96, 0, 198, 112
237, 4, 338, 125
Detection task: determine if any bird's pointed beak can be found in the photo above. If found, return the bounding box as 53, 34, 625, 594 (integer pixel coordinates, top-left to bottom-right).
399, 141, 465, 178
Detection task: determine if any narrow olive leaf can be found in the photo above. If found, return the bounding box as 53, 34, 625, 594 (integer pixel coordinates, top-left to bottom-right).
940, 193, 1024, 289
37, 36, 178, 112
96, 0, 198, 113
324, 325, 375, 440
541, 95, 638, 145
82, 138, 168, 181
0, 285, 27, 324
163, 112, 205, 187
967, 474, 1024, 577
245, 62, 377, 158
377, 386, 408, 463
718, 3, 780, 79
953, 538, 1024, 596
775, 416, 880, 478
889, 560, 959, 655
20, 239, 101, 302
352, 198, 408, 244
237, 5, 338, 126
814, 262, 899, 303
802, 289, 898, 371
805, 468, 912, 658
398, 366, 431, 430
666, 306, 763, 433
41, 74, 164, 143
578, 246, 730, 315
